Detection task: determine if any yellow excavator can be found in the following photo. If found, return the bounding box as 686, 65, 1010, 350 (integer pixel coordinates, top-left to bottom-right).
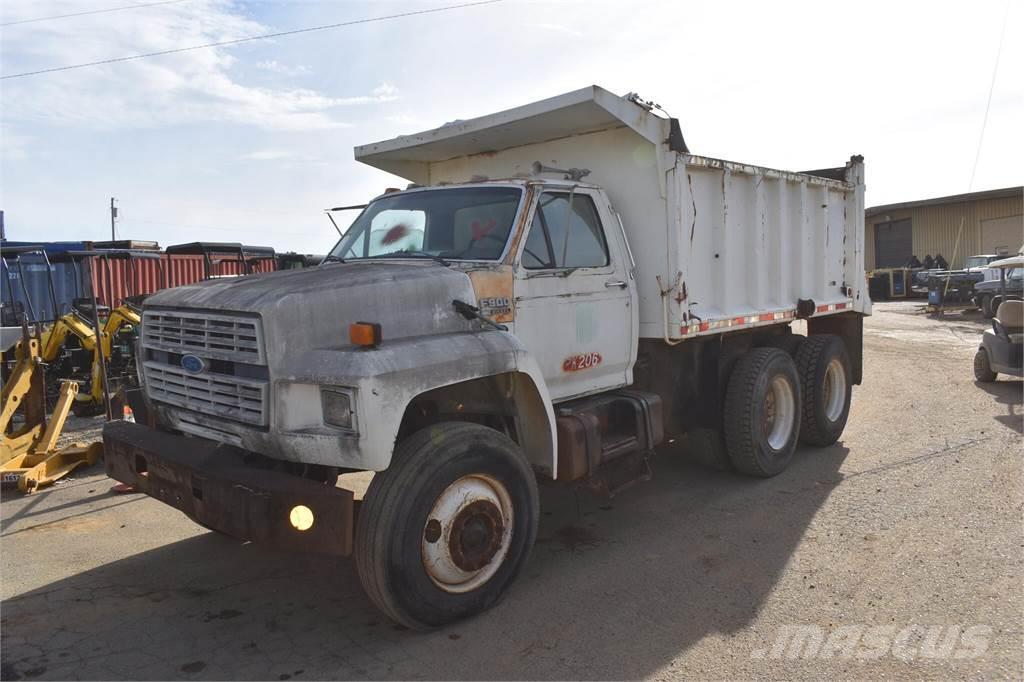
1, 322, 102, 492
32, 300, 140, 412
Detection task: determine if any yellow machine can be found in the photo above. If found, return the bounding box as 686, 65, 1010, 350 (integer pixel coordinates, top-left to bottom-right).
33, 303, 141, 409
1, 326, 102, 492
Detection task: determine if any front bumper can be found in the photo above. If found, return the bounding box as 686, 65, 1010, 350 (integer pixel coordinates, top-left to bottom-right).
103, 421, 354, 555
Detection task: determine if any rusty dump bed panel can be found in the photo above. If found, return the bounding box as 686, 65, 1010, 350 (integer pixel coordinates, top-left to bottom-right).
103, 421, 354, 555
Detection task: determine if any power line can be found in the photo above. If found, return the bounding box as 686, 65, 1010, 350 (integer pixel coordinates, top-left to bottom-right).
967, 1, 1009, 191
1, 0, 187, 27
1, 0, 504, 80
938, 2, 1009, 307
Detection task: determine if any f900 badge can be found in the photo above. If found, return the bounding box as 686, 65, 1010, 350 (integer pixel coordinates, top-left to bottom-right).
478, 297, 511, 316
562, 352, 602, 372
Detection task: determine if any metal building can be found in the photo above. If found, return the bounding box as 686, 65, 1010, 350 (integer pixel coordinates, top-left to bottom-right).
865, 186, 1022, 270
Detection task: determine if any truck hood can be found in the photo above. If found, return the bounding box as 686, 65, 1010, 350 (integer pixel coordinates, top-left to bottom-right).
144, 261, 479, 365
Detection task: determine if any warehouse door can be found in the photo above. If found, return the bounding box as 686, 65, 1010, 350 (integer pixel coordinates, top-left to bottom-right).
981, 215, 1023, 256
874, 219, 913, 267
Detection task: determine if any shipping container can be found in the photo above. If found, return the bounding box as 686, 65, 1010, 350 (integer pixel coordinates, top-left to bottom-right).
1, 240, 280, 316
88, 253, 277, 309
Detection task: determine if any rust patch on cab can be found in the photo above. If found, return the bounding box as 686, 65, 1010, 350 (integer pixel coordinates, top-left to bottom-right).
467, 267, 514, 323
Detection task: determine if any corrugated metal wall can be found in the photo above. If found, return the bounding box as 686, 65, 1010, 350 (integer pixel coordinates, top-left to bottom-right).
89, 255, 278, 308
865, 194, 1022, 270
1, 257, 84, 324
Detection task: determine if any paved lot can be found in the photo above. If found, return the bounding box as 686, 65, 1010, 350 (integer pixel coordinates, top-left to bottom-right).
2, 302, 1021, 680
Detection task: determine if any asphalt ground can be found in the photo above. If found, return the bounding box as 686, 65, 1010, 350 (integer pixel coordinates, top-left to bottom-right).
1, 301, 1021, 680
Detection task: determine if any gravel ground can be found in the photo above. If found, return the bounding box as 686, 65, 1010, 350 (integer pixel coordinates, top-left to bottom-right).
1, 301, 1021, 681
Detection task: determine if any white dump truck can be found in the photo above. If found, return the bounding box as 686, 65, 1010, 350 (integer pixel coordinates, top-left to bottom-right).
104, 85, 869, 629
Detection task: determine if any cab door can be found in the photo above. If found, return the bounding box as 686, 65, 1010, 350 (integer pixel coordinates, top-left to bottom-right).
511, 187, 637, 402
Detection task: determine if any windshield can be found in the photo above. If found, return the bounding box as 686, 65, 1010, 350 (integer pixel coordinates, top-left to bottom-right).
965, 256, 992, 269
328, 186, 522, 262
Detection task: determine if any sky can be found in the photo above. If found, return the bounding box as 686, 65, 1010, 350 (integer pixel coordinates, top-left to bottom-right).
1, 0, 1021, 256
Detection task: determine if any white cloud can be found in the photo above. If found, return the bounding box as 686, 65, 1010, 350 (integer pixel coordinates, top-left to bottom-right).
372, 83, 399, 99
255, 60, 311, 77
240, 149, 322, 162
534, 23, 583, 38
0, 125, 32, 162
0, 1, 398, 133
386, 113, 427, 127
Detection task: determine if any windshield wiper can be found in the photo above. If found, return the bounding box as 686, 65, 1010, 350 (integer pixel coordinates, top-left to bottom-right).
321, 254, 346, 264
378, 250, 451, 267
453, 299, 508, 331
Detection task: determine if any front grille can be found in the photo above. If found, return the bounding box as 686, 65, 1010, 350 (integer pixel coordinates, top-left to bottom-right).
142, 310, 265, 364
144, 361, 267, 426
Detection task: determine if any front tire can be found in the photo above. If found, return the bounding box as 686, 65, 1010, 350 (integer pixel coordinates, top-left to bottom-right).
794, 335, 853, 446
974, 348, 997, 382
355, 422, 539, 630
723, 348, 802, 477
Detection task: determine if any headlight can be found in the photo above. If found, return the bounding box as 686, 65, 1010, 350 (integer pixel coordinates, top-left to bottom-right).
321, 388, 355, 431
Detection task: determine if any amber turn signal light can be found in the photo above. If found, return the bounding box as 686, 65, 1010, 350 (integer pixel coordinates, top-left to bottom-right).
350, 322, 382, 348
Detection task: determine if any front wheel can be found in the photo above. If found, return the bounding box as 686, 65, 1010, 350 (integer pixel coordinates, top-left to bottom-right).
974, 348, 997, 382
355, 422, 539, 630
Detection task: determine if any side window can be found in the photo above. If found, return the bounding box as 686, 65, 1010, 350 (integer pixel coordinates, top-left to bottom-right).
522, 213, 553, 268
523, 192, 609, 270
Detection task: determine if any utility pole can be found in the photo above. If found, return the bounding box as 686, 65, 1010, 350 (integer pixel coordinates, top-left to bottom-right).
109, 197, 118, 241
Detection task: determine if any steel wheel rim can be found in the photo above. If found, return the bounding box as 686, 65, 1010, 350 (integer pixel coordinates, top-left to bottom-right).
421, 473, 513, 594
764, 375, 796, 450
823, 358, 847, 422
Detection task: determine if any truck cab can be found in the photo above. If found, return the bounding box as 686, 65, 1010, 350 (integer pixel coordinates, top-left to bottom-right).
328, 178, 638, 401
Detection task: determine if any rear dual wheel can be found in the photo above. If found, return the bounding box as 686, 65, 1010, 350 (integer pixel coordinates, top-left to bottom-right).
723, 348, 802, 477
794, 335, 852, 446
722, 335, 852, 477
355, 422, 539, 630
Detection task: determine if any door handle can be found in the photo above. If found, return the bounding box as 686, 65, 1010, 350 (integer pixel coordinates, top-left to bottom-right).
605, 280, 628, 289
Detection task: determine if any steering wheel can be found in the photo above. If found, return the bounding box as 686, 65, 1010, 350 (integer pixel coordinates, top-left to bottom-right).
458, 232, 506, 258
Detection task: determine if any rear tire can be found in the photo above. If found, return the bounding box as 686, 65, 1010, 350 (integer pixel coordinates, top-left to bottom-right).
991, 296, 1004, 318
723, 348, 801, 477
794, 335, 853, 446
974, 348, 997, 382
980, 295, 994, 318
684, 427, 732, 472
355, 422, 539, 630
763, 333, 804, 357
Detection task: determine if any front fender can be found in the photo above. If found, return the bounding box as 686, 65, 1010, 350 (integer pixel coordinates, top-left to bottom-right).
276, 331, 558, 476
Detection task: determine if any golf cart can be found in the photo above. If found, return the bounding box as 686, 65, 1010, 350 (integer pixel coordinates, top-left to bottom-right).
974, 256, 1024, 381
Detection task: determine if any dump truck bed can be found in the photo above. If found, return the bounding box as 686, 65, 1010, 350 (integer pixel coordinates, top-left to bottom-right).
356, 85, 868, 341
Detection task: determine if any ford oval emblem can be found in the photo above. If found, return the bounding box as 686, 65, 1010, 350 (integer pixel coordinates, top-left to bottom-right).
180, 354, 206, 373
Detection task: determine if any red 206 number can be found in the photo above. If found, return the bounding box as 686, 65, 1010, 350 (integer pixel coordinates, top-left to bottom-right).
562, 352, 603, 372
